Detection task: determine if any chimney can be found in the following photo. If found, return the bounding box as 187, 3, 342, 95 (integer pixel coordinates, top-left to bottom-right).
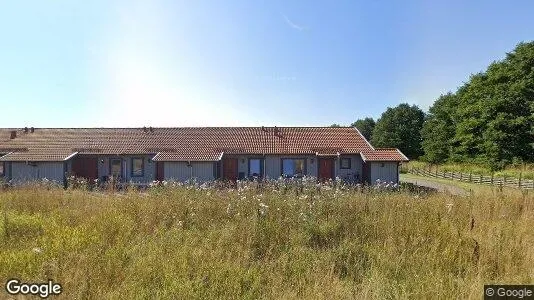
30, 127, 34, 133
24, 127, 28, 133
143, 126, 147, 133
149, 126, 154, 133
10, 130, 16, 139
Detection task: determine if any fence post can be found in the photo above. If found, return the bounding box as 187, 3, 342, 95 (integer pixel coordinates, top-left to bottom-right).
491, 173, 494, 185
435, 167, 438, 178
479, 174, 482, 184
460, 172, 463, 181
469, 171, 472, 182
518, 172, 522, 188
503, 175, 506, 187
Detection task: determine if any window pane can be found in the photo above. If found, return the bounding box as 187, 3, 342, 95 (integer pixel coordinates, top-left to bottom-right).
0, 163, 3, 176
132, 158, 143, 176
249, 159, 261, 176
282, 159, 294, 176
111, 159, 121, 176
341, 158, 351, 169
282, 159, 305, 177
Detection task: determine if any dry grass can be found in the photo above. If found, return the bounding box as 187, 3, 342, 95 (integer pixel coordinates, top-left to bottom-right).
0, 182, 533, 299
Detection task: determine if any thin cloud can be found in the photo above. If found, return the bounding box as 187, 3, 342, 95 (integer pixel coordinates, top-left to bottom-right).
281, 13, 306, 31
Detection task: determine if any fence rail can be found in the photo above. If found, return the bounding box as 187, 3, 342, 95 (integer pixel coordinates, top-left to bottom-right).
408, 168, 534, 190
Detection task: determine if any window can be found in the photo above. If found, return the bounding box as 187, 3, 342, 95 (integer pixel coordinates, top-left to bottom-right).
131, 158, 144, 177
248, 158, 263, 177
0, 162, 4, 177
282, 158, 306, 177
110, 159, 122, 177
340, 158, 351, 169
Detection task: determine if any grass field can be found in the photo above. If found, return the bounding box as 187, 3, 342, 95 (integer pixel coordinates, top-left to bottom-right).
1, 181, 533, 299
402, 160, 534, 180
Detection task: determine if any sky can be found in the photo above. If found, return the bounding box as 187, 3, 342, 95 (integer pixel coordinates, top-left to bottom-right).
0, 0, 533, 127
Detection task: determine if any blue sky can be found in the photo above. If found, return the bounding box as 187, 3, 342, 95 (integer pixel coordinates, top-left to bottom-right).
1, 1, 533, 127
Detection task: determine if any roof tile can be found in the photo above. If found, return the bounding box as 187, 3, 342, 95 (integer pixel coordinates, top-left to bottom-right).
0, 127, 405, 162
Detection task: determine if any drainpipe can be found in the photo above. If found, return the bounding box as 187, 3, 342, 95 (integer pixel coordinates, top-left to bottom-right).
188, 161, 193, 180
263, 155, 266, 179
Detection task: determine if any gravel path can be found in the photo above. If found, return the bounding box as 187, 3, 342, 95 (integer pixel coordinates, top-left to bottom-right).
401, 176, 469, 196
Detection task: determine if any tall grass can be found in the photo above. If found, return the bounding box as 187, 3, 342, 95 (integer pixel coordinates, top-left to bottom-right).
0, 183, 533, 299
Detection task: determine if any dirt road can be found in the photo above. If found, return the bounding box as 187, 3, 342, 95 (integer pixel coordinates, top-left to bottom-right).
401, 176, 469, 196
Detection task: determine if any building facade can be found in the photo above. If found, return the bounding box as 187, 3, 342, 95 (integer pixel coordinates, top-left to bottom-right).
0, 127, 408, 185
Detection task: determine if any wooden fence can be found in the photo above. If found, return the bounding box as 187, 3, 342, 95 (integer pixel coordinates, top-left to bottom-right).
408, 168, 534, 190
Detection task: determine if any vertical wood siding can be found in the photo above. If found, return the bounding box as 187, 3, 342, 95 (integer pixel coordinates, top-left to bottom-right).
164, 162, 214, 182
335, 155, 363, 181
10, 162, 64, 184
370, 162, 398, 183
94, 155, 156, 183
264, 155, 317, 179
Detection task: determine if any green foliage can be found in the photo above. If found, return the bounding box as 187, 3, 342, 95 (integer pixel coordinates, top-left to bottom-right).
421, 93, 458, 163
329, 124, 342, 127
422, 41, 534, 168
371, 103, 425, 159
351, 117, 375, 141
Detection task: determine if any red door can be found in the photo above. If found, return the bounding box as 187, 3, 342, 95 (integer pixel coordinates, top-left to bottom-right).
318, 158, 334, 181
155, 162, 164, 181
71, 157, 98, 181
223, 158, 238, 181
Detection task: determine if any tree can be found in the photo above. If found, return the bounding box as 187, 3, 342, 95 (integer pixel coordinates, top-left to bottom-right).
371, 103, 425, 159
427, 41, 534, 168
330, 124, 342, 127
351, 117, 375, 141
421, 93, 458, 163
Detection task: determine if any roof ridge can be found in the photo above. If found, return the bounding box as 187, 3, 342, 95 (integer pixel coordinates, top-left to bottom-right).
0, 126, 358, 130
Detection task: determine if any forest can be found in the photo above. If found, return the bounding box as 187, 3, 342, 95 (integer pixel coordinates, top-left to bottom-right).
335, 41, 534, 170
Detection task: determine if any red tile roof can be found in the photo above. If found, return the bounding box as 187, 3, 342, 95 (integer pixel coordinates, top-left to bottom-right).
0, 129, 17, 144
361, 148, 409, 162
0, 127, 394, 162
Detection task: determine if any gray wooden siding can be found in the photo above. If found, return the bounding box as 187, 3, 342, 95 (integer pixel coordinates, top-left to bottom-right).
335, 155, 363, 181
370, 162, 399, 183
3, 162, 11, 180
164, 162, 215, 182
95, 155, 156, 183
265, 155, 317, 179
10, 162, 64, 184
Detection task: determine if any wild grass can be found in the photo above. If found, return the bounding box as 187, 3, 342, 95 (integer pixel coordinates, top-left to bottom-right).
0, 182, 533, 299
403, 160, 534, 180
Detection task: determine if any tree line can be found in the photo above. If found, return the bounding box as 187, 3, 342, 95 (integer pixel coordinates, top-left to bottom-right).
332, 41, 534, 170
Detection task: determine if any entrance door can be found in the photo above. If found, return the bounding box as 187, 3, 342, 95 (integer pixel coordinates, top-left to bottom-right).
71, 156, 98, 181
155, 162, 164, 181
318, 158, 334, 181
223, 158, 238, 181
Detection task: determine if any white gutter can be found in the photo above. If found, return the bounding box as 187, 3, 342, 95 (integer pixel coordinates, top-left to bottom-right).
353, 127, 375, 150
0, 152, 13, 160
63, 152, 79, 161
